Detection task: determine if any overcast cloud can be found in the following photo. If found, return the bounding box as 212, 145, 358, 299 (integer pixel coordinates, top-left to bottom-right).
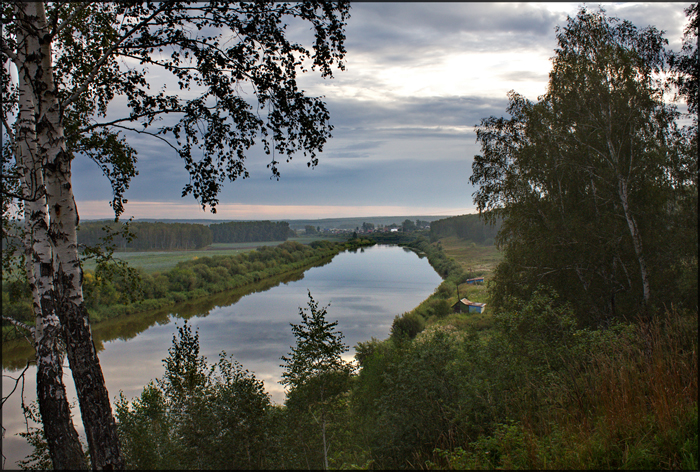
72, 2, 693, 221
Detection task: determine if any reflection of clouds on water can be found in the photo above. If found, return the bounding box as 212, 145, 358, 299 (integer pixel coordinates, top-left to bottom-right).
2, 245, 442, 465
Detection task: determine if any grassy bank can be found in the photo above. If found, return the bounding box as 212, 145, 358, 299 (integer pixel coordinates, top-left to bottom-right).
384, 235, 500, 338
362, 235, 697, 470
2, 238, 375, 346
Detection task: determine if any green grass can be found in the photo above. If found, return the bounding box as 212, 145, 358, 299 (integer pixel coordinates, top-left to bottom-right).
435, 236, 502, 311
439, 236, 503, 276
81, 237, 337, 274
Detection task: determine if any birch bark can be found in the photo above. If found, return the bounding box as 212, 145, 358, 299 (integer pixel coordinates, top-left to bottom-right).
618, 175, 651, 307
23, 2, 125, 468
14, 3, 87, 469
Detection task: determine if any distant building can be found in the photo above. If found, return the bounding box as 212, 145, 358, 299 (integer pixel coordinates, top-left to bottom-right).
451, 298, 486, 314
465, 277, 484, 284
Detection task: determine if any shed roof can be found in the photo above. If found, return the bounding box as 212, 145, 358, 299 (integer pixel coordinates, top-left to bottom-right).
452, 298, 486, 308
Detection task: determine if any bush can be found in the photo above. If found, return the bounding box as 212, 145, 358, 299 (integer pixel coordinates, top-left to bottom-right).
116, 321, 273, 469
390, 312, 425, 340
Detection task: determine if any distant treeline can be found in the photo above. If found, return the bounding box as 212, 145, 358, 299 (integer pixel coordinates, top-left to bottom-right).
78, 222, 213, 250
210, 221, 294, 243
77, 220, 294, 251
429, 213, 501, 244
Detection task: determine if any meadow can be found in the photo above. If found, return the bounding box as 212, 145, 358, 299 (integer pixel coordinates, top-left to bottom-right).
80, 237, 327, 274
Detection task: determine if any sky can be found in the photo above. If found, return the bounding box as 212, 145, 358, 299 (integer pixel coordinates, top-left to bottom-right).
71, 2, 693, 221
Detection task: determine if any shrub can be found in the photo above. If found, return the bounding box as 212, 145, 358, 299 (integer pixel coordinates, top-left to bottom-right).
390, 312, 425, 340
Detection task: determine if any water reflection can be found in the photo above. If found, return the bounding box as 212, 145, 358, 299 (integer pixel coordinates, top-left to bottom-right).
1, 245, 442, 469
2, 256, 333, 370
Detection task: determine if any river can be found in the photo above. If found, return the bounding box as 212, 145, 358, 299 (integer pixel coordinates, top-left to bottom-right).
1, 244, 442, 469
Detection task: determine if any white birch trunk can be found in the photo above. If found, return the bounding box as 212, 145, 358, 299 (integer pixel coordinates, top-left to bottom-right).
618, 175, 651, 308
14, 3, 87, 469
26, 2, 124, 468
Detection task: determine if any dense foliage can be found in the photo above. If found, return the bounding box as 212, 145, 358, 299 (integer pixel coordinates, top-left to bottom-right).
279, 292, 355, 469
429, 213, 501, 245
469, 7, 697, 324
76, 220, 296, 251
111, 284, 696, 470
116, 321, 273, 469
78, 221, 213, 251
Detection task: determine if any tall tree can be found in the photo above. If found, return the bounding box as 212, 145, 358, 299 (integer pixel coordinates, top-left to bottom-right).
470, 7, 695, 323
669, 3, 699, 117
2, 1, 349, 468
280, 291, 355, 469
116, 321, 272, 469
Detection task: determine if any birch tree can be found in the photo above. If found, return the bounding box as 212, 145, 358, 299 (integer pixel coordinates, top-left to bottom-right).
470, 7, 695, 323
280, 291, 355, 469
2, 1, 349, 469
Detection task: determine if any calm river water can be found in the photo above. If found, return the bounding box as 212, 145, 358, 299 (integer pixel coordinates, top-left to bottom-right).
1, 244, 442, 468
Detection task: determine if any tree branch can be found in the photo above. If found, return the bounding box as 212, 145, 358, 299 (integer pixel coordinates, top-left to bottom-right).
79, 108, 183, 134
1, 316, 35, 345
107, 123, 180, 154
1, 362, 33, 409
62, 0, 176, 109
0, 37, 19, 63
50, 2, 93, 39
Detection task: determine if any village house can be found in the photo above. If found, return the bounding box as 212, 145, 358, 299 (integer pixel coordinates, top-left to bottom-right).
451, 298, 486, 314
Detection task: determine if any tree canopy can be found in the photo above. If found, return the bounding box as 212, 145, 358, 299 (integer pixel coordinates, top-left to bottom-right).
280, 291, 355, 469
469, 6, 697, 324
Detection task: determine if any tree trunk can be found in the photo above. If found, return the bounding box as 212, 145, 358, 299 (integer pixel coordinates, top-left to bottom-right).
17, 2, 124, 469
320, 384, 328, 470
15, 4, 88, 469
618, 175, 651, 309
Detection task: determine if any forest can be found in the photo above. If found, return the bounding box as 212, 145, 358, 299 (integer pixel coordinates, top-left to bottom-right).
428, 213, 501, 245
209, 220, 295, 243
75, 220, 295, 251
77, 221, 213, 251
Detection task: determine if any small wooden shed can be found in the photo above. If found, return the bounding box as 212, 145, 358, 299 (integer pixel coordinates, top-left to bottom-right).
451, 298, 486, 314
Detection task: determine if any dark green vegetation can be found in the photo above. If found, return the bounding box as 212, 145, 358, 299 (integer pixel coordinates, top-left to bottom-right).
429, 213, 501, 245
111, 257, 697, 470
115, 322, 273, 469
75, 220, 295, 251
279, 292, 356, 469
469, 7, 698, 326
286, 215, 446, 232
210, 221, 295, 243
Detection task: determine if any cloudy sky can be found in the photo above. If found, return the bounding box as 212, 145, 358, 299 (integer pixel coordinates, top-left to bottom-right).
72, 2, 693, 221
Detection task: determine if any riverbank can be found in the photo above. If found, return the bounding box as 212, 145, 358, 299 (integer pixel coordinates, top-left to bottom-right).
1, 238, 375, 346
351, 235, 697, 470
384, 235, 500, 337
